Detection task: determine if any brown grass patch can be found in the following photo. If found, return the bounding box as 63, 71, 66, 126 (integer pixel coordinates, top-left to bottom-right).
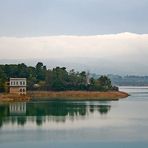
0, 93, 30, 102
0, 91, 128, 102
28, 91, 129, 101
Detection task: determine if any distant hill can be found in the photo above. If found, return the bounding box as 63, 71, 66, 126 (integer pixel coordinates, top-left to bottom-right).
92, 74, 148, 86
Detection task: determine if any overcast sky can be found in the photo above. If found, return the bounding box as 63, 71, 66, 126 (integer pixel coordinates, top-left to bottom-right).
0, 0, 148, 36
0, 0, 148, 75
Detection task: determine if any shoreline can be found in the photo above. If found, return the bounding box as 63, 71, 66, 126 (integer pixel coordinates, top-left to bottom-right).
0, 91, 129, 102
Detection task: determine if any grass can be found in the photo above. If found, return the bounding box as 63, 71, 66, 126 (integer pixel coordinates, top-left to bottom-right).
28, 91, 129, 101
0, 91, 128, 102
0, 93, 30, 102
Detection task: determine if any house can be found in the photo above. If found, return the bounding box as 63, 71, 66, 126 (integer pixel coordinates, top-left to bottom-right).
9, 78, 27, 95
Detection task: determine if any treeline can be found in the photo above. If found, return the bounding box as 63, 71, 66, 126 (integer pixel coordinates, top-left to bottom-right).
0, 62, 118, 92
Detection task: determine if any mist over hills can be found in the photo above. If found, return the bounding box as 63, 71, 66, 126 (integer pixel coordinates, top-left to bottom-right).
0, 56, 147, 76
0, 33, 148, 75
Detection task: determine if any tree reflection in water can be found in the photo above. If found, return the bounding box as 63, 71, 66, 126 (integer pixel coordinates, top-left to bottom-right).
0, 101, 111, 128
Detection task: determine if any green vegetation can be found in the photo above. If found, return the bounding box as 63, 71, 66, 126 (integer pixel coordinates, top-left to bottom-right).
0, 62, 118, 92
0, 102, 111, 127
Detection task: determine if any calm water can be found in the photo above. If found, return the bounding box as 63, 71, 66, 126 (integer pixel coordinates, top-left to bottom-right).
0, 87, 148, 148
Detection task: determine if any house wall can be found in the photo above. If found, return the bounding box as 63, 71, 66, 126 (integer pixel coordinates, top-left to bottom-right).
10, 86, 26, 95
9, 78, 27, 95
10, 79, 26, 87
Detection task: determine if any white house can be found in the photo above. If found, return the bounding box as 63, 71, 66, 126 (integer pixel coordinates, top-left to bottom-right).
9, 78, 27, 95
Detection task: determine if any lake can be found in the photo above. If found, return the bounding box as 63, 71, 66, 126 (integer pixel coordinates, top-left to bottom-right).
0, 86, 148, 148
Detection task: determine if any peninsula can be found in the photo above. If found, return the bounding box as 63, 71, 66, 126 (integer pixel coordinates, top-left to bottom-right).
0, 62, 128, 102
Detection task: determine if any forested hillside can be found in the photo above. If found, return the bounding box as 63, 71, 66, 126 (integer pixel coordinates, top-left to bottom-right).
0, 62, 117, 92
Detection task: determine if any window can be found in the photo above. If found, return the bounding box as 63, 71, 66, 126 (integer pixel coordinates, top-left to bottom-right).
23, 81, 25, 85
16, 81, 18, 85
20, 89, 22, 92
20, 81, 22, 85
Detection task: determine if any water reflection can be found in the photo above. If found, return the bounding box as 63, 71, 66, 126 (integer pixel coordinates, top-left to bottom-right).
9, 102, 26, 115
0, 101, 111, 128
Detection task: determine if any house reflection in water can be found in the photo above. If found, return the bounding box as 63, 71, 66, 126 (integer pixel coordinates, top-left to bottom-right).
9, 102, 26, 115
0, 101, 112, 128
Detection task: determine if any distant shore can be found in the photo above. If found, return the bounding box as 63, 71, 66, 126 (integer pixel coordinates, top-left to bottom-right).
0, 91, 128, 102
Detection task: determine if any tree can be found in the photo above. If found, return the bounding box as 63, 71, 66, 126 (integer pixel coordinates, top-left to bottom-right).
98, 76, 112, 91
51, 67, 68, 91
0, 63, 115, 92
17, 63, 29, 78
35, 62, 46, 81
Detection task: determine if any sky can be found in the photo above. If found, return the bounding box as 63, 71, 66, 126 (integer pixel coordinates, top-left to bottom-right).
0, 0, 148, 36
0, 0, 148, 75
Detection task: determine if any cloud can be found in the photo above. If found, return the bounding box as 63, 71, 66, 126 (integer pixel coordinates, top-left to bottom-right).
1, 32, 148, 75
0, 32, 148, 59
